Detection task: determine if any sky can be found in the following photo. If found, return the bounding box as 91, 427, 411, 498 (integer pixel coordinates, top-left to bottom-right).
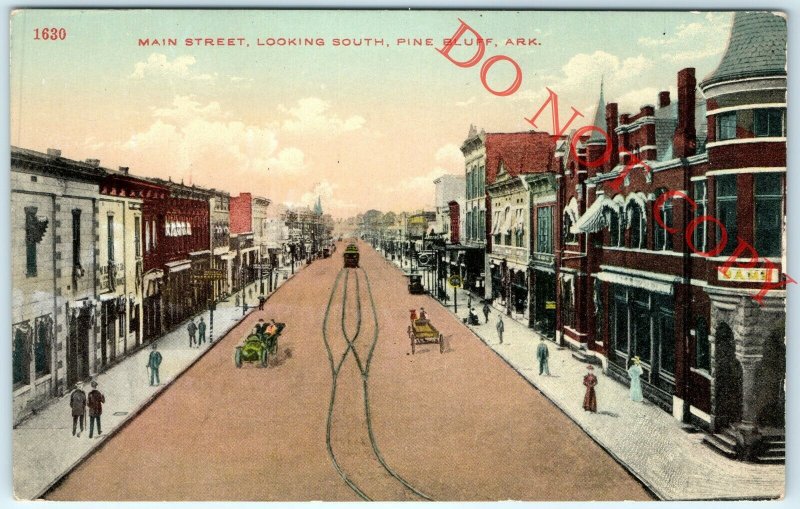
9, 9, 735, 218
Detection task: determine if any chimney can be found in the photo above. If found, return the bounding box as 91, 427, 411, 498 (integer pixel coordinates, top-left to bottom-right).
659, 91, 671, 108
85, 159, 100, 167
46, 148, 61, 158
118, 166, 129, 174
606, 102, 619, 170
673, 68, 697, 158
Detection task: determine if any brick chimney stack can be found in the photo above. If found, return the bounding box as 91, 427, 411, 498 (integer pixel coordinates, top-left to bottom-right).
605, 102, 619, 171
659, 91, 671, 108
85, 159, 100, 167
673, 68, 697, 158
119, 166, 129, 174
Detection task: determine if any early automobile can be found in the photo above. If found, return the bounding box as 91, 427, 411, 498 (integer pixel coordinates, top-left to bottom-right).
408, 317, 444, 354
407, 273, 425, 294
234, 322, 285, 368
343, 243, 360, 268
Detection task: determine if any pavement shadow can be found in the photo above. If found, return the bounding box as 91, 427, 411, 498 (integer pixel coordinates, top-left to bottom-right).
269, 347, 293, 368
598, 410, 620, 418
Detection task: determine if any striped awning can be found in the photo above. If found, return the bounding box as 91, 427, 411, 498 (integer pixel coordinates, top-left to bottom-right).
572, 195, 620, 234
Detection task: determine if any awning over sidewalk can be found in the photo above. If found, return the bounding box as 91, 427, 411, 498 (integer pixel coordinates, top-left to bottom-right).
595, 271, 674, 295
165, 260, 191, 273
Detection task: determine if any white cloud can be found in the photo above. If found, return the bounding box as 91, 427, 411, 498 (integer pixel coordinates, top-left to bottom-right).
435, 143, 463, 168
119, 95, 308, 180
278, 97, 365, 134
637, 12, 732, 62
130, 53, 197, 79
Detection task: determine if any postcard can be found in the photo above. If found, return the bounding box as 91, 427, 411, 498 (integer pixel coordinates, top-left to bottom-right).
9, 8, 787, 502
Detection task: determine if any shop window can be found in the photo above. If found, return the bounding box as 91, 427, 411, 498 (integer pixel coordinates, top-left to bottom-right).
561, 279, 574, 328
34, 316, 52, 378
695, 317, 710, 371
632, 293, 651, 364
754, 108, 785, 137
656, 300, 675, 376
613, 286, 629, 355
715, 175, 738, 256
754, 173, 782, 258
13, 324, 31, 388
717, 111, 737, 141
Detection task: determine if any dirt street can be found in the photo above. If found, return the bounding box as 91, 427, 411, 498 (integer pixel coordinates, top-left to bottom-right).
46, 241, 653, 501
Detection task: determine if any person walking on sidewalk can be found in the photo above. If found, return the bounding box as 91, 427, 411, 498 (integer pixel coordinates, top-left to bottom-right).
70, 382, 87, 437
198, 317, 207, 346
628, 356, 644, 402
496, 315, 505, 344
187, 318, 198, 348
258, 294, 266, 310
147, 343, 163, 386
482, 302, 490, 324
87, 380, 105, 438
582, 365, 598, 413
536, 337, 551, 375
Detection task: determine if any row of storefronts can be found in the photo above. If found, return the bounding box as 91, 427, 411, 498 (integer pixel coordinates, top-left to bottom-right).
10, 149, 285, 425
423, 12, 785, 461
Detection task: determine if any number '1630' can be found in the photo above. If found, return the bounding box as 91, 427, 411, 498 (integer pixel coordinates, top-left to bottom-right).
34, 28, 67, 40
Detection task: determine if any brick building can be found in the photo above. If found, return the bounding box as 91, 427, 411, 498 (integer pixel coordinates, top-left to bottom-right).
556, 12, 785, 460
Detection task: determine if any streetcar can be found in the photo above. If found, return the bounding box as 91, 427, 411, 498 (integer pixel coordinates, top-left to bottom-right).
343, 243, 360, 268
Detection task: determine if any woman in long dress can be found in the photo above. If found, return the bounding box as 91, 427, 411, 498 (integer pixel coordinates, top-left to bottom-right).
628, 356, 644, 402
582, 366, 598, 412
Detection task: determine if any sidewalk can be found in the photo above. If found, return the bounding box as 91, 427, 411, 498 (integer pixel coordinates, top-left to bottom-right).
381, 251, 784, 501
13, 263, 305, 500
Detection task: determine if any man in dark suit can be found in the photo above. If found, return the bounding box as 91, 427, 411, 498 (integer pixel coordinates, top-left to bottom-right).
87, 380, 105, 438
70, 382, 87, 437
147, 343, 163, 386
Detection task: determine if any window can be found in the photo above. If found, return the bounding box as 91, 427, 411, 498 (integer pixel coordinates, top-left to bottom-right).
537, 207, 553, 254
561, 279, 574, 327
134, 216, 141, 257
754, 173, 782, 258
655, 189, 673, 251
145, 220, 151, 253
34, 316, 52, 377
12, 324, 31, 388
754, 108, 784, 137
107, 215, 115, 262
717, 111, 737, 141
656, 298, 675, 376
515, 210, 524, 248
25, 207, 47, 277
632, 291, 651, 363
695, 317, 710, 371
715, 175, 737, 256
692, 181, 707, 252
613, 286, 629, 354
467, 170, 474, 199
503, 207, 512, 246
627, 202, 645, 249
479, 210, 485, 241
466, 211, 472, 240
72, 209, 82, 270
563, 213, 577, 244
608, 210, 621, 247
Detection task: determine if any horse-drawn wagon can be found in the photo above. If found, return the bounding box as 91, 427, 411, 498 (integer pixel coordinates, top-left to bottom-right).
408, 318, 444, 354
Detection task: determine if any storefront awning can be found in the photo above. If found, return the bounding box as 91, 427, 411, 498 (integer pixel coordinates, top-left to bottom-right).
165, 260, 191, 273
572, 195, 619, 234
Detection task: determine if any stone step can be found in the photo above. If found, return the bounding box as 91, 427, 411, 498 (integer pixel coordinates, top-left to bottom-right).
702, 434, 738, 459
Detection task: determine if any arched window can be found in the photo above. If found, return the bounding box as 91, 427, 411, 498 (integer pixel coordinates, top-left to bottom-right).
655, 188, 673, 251
563, 213, 577, 245
608, 209, 621, 247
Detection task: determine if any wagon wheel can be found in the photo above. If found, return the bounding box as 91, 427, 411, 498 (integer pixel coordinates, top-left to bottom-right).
439, 333, 445, 354
234, 347, 243, 368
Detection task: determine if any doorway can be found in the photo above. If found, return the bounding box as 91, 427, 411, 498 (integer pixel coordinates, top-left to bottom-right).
714, 322, 742, 430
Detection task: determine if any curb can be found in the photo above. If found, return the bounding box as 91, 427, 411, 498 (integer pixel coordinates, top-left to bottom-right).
380, 253, 663, 501
33, 268, 300, 500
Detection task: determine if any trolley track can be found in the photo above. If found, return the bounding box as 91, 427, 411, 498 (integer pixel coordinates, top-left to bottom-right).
322, 267, 434, 501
